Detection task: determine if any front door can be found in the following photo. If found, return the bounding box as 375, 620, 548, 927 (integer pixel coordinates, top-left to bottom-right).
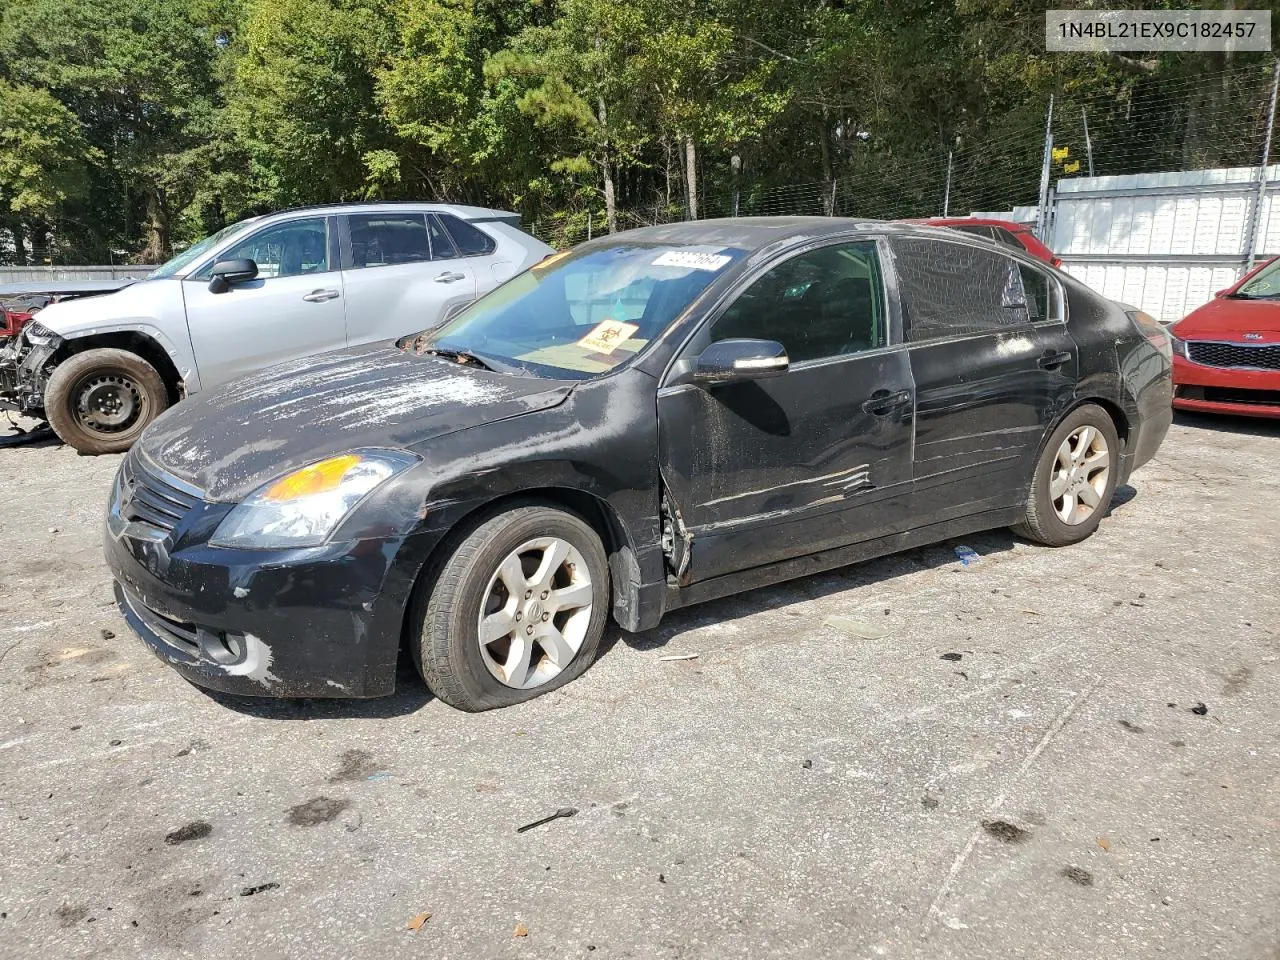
183, 215, 347, 389
886, 236, 1078, 522
658, 239, 916, 584
339, 211, 478, 346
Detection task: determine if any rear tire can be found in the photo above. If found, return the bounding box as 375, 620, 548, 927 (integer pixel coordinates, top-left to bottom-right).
1014, 403, 1120, 547
44, 348, 169, 455
412, 504, 610, 711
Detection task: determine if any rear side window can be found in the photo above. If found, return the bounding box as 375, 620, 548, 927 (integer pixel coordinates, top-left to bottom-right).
348, 214, 431, 268
425, 216, 458, 260
890, 238, 1030, 341
950, 224, 997, 242
989, 227, 1027, 250
438, 214, 497, 257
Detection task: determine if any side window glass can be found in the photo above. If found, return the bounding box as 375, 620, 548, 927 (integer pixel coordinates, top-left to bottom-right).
952, 224, 996, 242
348, 214, 431, 268
426, 215, 458, 261
890, 238, 1030, 341
206, 218, 329, 279
1018, 263, 1056, 322
710, 241, 887, 364
439, 214, 497, 256
990, 227, 1026, 249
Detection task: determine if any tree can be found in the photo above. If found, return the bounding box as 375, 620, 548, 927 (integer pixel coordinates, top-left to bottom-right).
0, 81, 98, 262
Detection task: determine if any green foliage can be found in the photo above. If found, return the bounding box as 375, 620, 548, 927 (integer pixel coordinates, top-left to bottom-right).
0, 0, 1275, 261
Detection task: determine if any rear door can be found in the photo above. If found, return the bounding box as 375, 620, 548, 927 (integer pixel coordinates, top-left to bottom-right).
338, 212, 478, 345
658, 238, 917, 583
887, 235, 1077, 522
182, 215, 346, 389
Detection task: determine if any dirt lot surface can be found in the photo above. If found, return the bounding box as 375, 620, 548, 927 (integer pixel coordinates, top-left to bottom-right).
1, 412, 1277, 959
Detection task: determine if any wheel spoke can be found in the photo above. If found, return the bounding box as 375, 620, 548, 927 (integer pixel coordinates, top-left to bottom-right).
1081, 449, 1109, 473
1078, 483, 1102, 509
1073, 426, 1094, 462
550, 581, 593, 612
1056, 491, 1077, 522
502, 635, 534, 687
1055, 440, 1074, 473
479, 610, 515, 646
1050, 472, 1069, 499
531, 538, 570, 590
496, 553, 528, 597
538, 625, 575, 669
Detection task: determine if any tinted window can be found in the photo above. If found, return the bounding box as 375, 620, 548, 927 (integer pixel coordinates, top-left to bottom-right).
426, 215, 458, 260
439, 214, 497, 256
1018, 263, 1054, 321
348, 214, 431, 268
202, 218, 329, 279
950, 224, 997, 242
890, 238, 1029, 341
989, 226, 1028, 250
710, 241, 886, 363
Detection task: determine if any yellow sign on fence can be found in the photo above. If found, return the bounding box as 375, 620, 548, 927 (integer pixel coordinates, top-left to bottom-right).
1064, 159, 1081, 174
1052, 146, 1070, 162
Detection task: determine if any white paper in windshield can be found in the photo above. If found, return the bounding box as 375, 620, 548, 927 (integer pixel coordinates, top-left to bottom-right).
653, 251, 732, 271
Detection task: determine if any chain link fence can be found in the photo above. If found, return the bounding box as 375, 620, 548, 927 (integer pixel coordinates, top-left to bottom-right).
530, 60, 1280, 250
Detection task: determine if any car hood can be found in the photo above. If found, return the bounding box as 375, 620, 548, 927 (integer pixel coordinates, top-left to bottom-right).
27, 279, 165, 335
1173, 295, 1280, 339
139, 344, 576, 501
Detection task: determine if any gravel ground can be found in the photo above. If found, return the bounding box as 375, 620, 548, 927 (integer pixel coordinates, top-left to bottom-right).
0, 411, 1277, 959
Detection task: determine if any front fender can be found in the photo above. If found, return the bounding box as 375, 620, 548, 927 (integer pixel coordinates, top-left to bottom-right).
59, 321, 201, 394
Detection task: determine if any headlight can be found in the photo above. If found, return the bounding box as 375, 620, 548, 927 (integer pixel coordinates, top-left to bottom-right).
1167, 330, 1189, 359
210, 450, 417, 549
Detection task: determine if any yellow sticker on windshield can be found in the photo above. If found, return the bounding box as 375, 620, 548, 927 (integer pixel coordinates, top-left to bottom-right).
576, 319, 639, 355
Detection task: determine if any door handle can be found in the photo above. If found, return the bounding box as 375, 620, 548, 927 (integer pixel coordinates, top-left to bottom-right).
434, 271, 466, 284
862, 388, 912, 416
1038, 349, 1072, 370
302, 288, 340, 302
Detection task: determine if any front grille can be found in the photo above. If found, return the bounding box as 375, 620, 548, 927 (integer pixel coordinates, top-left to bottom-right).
119, 455, 201, 533
1187, 340, 1280, 370
122, 586, 201, 654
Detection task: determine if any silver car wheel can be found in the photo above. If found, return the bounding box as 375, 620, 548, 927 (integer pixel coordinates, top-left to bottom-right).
476, 536, 595, 689
1050, 424, 1110, 525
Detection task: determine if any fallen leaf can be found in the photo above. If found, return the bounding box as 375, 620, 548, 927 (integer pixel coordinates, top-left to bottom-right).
1097, 837, 1111, 852
514, 921, 529, 937
407, 912, 431, 931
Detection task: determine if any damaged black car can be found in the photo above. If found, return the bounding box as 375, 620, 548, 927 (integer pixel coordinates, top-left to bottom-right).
104, 218, 1172, 710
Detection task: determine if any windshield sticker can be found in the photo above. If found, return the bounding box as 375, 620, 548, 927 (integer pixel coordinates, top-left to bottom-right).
576, 319, 639, 355
653, 251, 732, 271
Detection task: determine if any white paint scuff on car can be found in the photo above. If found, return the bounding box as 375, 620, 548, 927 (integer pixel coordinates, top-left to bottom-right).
222, 632, 280, 687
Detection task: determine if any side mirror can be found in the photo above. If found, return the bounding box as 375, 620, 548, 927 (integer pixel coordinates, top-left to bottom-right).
207, 258, 258, 294
693, 338, 789, 384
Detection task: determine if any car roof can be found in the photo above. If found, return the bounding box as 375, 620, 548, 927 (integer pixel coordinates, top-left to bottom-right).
577, 216, 959, 253
909, 216, 1033, 229
257, 201, 518, 223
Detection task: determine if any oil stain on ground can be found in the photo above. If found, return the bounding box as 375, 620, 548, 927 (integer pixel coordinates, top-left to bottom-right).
287, 797, 351, 826
164, 820, 212, 845
327, 749, 379, 783
981, 819, 1031, 844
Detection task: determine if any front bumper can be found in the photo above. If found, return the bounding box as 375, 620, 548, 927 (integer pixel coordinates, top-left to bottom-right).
104, 463, 436, 698
1172, 354, 1280, 419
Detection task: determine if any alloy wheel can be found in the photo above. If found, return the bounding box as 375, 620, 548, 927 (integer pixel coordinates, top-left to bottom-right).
476, 536, 595, 689
1050, 424, 1110, 525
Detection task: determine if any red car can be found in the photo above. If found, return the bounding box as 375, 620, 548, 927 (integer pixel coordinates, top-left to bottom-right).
1168, 257, 1280, 419
914, 217, 1062, 267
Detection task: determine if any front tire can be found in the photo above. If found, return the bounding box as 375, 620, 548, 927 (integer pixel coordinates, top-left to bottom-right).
413, 504, 610, 711
44, 348, 169, 455
1014, 403, 1120, 546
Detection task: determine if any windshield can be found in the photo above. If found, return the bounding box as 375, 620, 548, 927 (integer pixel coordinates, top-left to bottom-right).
146, 220, 257, 279
415, 243, 747, 379
1236, 258, 1280, 298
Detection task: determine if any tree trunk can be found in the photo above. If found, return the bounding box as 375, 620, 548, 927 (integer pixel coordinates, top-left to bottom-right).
819, 110, 835, 215
684, 134, 698, 220
144, 188, 171, 263
597, 93, 618, 234
13, 225, 28, 266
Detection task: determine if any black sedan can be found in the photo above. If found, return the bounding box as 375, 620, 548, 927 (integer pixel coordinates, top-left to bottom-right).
105, 218, 1173, 710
